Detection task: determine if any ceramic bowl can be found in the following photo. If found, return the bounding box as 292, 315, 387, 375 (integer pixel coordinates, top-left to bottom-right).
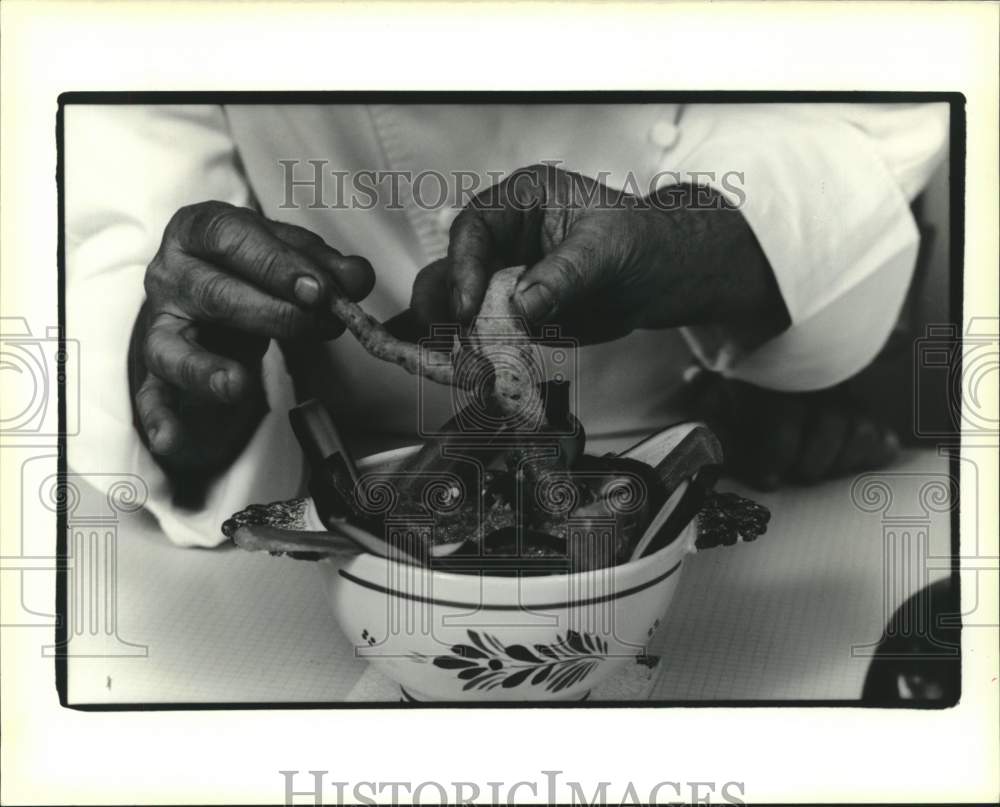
316, 426, 707, 701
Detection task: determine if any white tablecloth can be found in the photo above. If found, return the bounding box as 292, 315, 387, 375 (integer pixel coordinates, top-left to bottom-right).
63, 449, 951, 704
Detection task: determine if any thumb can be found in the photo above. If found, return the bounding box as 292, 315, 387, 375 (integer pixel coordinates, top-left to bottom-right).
511, 230, 613, 323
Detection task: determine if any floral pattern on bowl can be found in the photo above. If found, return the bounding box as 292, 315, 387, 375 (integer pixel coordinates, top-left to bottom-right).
424, 629, 610, 693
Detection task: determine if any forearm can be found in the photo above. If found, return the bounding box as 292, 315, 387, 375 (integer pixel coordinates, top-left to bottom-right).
645, 184, 791, 337
666, 105, 947, 392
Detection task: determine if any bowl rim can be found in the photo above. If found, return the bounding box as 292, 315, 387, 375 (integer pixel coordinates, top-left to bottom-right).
330, 443, 696, 588
326, 520, 691, 584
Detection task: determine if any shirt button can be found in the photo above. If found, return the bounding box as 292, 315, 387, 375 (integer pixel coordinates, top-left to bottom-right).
648, 120, 680, 150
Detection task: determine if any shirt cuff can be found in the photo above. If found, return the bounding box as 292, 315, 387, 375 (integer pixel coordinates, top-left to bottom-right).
670, 108, 920, 391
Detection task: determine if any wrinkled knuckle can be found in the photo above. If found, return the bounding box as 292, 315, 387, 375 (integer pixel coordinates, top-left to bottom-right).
143, 256, 167, 298
143, 262, 158, 294
506, 165, 550, 208
134, 380, 157, 410
168, 203, 198, 232
177, 354, 203, 389
528, 162, 562, 191
203, 210, 240, 255
193, 204, 245, 255
270, 303, 305, 339
253, 245, 287, 288
520, 163, 551, 181
170, 201, 212, 236
548, 255, 583, 294
449, 207, 479, 235
286, 224, 326, 250
141, 334, 161, 374
193, 273, 233, 320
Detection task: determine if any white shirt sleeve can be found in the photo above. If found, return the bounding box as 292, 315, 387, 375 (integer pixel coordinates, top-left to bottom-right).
65, 105, 302, 547
672, 102, 950, 391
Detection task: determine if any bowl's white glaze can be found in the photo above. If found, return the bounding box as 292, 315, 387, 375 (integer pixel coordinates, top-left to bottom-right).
317, 440, 699, 701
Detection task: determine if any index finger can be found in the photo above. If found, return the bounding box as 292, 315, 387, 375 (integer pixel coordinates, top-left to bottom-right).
171, 202, 336, 310
134, 373, 180, 455
262, 218, 376, 303
446, 168, 549, 322
446, 209, 495, 322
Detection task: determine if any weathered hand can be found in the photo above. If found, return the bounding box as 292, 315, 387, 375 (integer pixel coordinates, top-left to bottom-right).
682, 370, 902, 489
130, 201, 374, 477
411, 163, 789, 343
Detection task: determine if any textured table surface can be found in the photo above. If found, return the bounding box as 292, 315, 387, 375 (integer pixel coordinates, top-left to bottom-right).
64, 448, 951, 705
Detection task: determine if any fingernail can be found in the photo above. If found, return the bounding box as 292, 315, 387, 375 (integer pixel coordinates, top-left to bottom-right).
515, 283, 556, 322
147, 426, 160, 447
294, 276, 321, 306
210, 370, 230, 400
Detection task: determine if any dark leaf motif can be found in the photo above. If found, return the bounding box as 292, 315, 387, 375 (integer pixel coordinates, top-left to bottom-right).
566, 630, 588, 654
569, 663, 597, 689
452, 643, 488, 659
501, 667, 535, 688
552, 667, 581, 693
531, 665, 552, 685
460, 672, 491, 691
467, 630, 492, 654
548, 673, 574, 694
565, 668, 586, 691
553, 636, 574, 656
458, 667, 485, 680
568, 661, 597, 690
433, 630, 609, 694
464, 671, 503, 691
504, 644, 541, 663
547, 661, 585, 692
433, 656, 477, 670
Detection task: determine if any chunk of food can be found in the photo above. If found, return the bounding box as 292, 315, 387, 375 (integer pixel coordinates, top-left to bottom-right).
696, 491, 772, 548
224, 266, 771, 573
